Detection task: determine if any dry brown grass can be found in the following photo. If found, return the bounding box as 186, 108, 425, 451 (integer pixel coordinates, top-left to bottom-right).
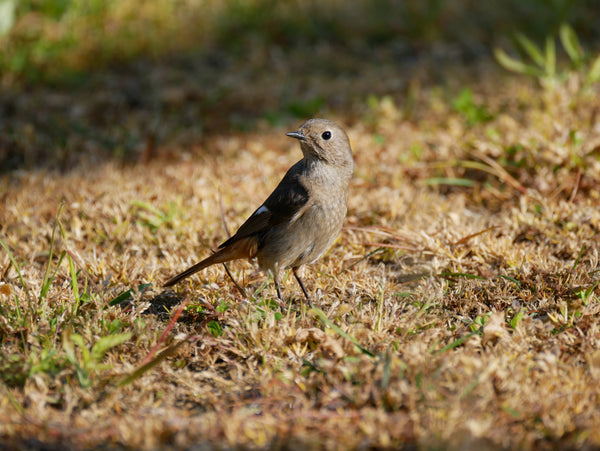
2, 46, 600, 450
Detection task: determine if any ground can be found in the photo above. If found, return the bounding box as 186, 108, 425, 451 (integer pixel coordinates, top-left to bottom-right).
1, 2, 600, 450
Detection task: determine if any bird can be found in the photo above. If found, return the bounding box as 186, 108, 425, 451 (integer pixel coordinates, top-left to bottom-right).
163, 118, 354, 302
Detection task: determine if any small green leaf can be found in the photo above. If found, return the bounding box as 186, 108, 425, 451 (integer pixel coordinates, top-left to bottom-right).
510, 311, 524, 329
577, 281, 598, 305
216, 302, 229, 313
207, 320, 223, 337
90, 332, 132, 363
108, 319, 123, 334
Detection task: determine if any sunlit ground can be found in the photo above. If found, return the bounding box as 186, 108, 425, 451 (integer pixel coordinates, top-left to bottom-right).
1, 1, 600, 449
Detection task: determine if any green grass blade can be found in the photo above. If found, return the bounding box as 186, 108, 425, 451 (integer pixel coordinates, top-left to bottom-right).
559, 23, 583, 67
39, 202, 65, 301
67, 252, 81, 314
499, 274, 521, 286
66, 256, 79, 302
494, 48, 542, 77
58, 212, 84, 311
515, 32, 545, 67
544, 36, 556, 78
310, 305, 376, 357
130, 199, 163, 217
70, 333, 90, 364
433, 332, 477, 355
108, 283, 153, 306
425, 177, 475, 187
572, 244, 585, 270
40, 251, 66, 302
586, 54, 600, 84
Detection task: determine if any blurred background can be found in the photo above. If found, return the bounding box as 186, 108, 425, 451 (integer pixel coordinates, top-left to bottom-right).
1, 0, 599, 172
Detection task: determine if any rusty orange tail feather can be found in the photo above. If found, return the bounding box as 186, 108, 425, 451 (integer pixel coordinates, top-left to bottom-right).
163, 237, 257, 287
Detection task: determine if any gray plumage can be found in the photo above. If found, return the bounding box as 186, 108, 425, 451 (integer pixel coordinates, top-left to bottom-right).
164, 118, 354, 302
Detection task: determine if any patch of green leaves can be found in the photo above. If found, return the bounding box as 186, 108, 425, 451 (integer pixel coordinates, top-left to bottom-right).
452, 88, 493, 126
28, 348, 65, 380
494, 23, 600, 88
207, 320, 224, 337
63, 331, 132, 388
131, 200, 179, 233
576, 282, 598, 306
216, 301, 230, 313
469, 314, 488, 333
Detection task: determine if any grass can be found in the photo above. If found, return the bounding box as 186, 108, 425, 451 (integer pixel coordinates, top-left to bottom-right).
2, 1, 600, 450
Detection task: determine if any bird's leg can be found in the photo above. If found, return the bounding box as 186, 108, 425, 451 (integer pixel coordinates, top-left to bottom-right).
272, 268, 284, 307
293, 267, 312, 304
274, 277, 283, 301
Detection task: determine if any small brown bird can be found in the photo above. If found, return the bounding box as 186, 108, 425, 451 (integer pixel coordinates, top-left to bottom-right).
164, 118, 354, 302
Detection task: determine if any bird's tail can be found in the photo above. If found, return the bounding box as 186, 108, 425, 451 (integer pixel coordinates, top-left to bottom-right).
163, 237, 256, 287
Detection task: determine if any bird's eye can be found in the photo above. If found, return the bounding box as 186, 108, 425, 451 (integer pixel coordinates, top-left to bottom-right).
321, 131, 332, 140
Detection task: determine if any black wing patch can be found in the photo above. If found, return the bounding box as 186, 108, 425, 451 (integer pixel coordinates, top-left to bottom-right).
219, 161, 309, 248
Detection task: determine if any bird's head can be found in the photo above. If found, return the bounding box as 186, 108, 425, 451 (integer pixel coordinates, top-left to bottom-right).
286, 118, 353, 169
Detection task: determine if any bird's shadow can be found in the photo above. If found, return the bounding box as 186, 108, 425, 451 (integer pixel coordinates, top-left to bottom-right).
110, 284, 215, 324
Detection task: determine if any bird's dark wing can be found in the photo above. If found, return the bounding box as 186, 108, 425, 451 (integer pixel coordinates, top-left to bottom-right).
219, 160, 309, 248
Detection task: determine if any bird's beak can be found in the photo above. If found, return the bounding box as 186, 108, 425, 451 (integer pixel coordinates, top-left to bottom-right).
286, 131, 305, 140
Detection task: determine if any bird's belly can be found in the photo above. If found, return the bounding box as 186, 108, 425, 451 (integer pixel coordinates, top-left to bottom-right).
256, 201, 346, 271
